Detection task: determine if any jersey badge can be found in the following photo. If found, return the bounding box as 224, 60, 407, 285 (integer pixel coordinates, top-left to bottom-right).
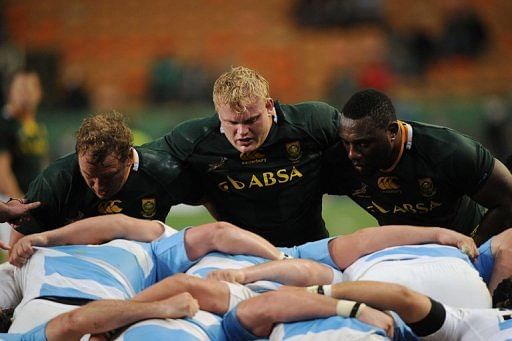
240, 151, 267, 165
141, 198, 156, 218
98, 200, 123, 214
418, 177, 437, 197
208, 157, 228, 172
377, 176, 400, 192
285, 141, 302, 162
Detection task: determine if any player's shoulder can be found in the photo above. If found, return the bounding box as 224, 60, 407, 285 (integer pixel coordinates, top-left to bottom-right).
409, 120, 488, 162
171, 114, 220, 143
279, 101, 340, 124
278, 101, 340, 143
136, 146, 184, 176
39, 152, 77, 181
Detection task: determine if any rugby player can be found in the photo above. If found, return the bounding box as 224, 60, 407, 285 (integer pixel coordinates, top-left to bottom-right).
322, 89, 512, 244
209, 226, 494, 309
222, 279, 512, 340
8, 111, 202, 245
149, 66, 341, 246
0, 213, 282, 334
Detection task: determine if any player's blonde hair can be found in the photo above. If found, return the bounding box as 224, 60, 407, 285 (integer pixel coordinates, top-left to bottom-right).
212, 66, 270, 115
76, 110, 133, 164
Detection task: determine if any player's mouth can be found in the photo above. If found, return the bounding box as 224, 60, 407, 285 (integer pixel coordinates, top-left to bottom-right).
237, 138, 253, 146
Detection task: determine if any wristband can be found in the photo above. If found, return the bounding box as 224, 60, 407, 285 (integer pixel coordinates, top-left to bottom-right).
336, 300, 365, 318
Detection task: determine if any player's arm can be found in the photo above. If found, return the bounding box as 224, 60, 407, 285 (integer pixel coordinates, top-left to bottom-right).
330, 225, 477, 270
472, 158, 512, 244
184, 221, 283, 261
207, 258, 334, 286
45, 294, 198, 341
0, 151, 23, 198
8, 214, 164, 267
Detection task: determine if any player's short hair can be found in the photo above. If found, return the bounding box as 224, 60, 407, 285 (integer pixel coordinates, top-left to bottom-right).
75, 110, 133, 164
341, 89, 396, 129
212, 66, 270, 115
0, 309, 13, 333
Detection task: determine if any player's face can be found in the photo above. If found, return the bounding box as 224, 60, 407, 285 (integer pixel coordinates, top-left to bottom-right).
217, 97, 275, 153
8, 74, 42, 116
78, 151, 132, 199
339, 116, 394, 175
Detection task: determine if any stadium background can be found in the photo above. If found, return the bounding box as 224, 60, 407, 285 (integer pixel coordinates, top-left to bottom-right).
1, 0, 512, 236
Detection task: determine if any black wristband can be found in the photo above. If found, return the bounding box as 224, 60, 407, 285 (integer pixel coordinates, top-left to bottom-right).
317, 285, 325, 295
407, 298, 446, 337
350, 302, 362, 318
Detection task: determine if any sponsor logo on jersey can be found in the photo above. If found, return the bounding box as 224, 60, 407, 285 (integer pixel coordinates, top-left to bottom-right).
285, 141, 302, 161
377, 176, 400, 191
218, 166, 304, 191
208, 157, 228, 172
352, 183, 371, 198
418, 177, 437, 197
240, 151, 267, 165
141, 198, 156, 218
98, 200, 123, 214
367, 200, 442, 215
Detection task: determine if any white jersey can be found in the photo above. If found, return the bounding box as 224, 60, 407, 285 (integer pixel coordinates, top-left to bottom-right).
343, 244, 491, 309
115, 310, 224, 341
424, 305, 512, 341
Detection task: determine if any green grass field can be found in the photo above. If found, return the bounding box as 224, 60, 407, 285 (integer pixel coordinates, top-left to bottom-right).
166, 196, 376, 236
0, 196, 375, 262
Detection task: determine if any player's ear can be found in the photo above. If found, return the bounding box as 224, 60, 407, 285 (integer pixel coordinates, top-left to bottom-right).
387, 121, 399, 141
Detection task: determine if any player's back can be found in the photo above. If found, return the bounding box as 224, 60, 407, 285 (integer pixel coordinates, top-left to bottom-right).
14, 239, 157, 314
344, 244, 491, 309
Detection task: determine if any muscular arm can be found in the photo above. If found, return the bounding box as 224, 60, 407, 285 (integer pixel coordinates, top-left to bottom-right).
32, 214, 164, 245
8, 215, 165, 266
208, 259, 334, 286
330, 281, 431, 324
45, 294, 198, 341
184, 221, 282, 261
472, 159, 512, 244
330, 225, 477, 270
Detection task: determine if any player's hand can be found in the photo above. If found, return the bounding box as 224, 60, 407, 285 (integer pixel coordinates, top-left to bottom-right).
206, 269, 246, 283
9, 233, 48, 267
0, 199, 40, 223
159, 292, 199, 318
357, 306, 395, 339
435, 228, 478, 259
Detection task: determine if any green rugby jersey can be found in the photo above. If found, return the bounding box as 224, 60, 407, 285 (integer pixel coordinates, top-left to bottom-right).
0, 115, 48, 193
18, 146, 200, 235
323, 121, 494, 235
155, 101, 340, 246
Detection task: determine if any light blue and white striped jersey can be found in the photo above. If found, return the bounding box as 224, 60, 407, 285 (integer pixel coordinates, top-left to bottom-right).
116, 311, 226, 341
269, 316, 389, 341
14, 239, 158, 314
343, 244, 473, 281
269, 312, 418, 341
